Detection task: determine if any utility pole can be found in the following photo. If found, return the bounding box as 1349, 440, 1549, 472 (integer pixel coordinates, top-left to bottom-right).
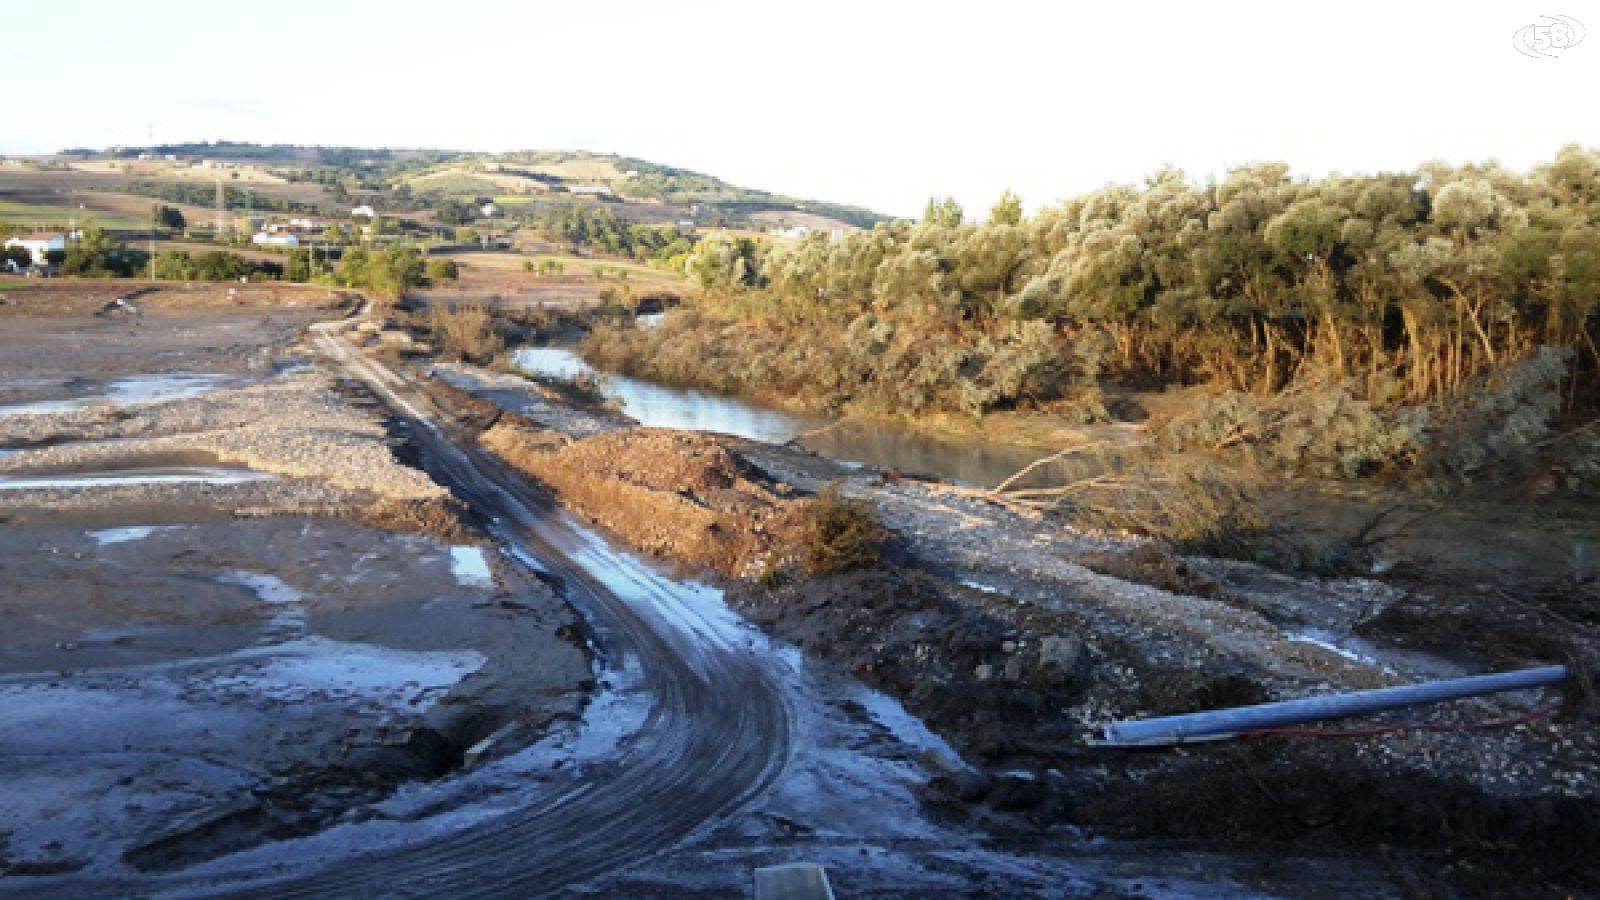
215, 176, 226, 239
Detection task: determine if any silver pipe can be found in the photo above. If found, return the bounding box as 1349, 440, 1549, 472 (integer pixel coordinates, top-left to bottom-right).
1093, 665, 1568, 747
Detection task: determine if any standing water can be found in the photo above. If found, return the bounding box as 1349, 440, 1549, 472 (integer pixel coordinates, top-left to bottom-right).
512, 345, 1077, 488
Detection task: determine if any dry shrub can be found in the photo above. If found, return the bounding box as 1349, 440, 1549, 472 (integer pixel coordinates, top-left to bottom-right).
1069, 458, 1268, 556
790, 482, 886, 575
429, 300, 504, 363
1157, 375, 1425, 479
1424, 347, 1573, 484
1057, 455, 1351, 573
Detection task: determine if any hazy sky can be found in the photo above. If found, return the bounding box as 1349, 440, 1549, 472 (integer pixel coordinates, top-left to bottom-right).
3, 1, 1594, 217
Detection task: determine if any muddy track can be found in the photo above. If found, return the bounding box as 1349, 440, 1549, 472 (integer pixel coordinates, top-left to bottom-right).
238, 320, 794, 896
46, 318, 793, 897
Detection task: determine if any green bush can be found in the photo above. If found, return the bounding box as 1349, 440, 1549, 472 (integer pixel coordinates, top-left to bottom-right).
791, 482, 886, 575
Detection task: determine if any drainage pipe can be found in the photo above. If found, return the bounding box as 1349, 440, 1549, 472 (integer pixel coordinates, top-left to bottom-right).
1092, 665, 1568, 748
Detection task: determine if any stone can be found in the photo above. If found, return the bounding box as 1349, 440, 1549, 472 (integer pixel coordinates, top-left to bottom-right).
1039, 635, 1085, 672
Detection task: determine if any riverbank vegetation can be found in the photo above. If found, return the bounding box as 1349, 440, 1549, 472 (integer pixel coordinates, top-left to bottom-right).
585, 149, 1600, 487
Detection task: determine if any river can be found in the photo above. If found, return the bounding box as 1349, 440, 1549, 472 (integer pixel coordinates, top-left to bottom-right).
512, 344, 1076, 488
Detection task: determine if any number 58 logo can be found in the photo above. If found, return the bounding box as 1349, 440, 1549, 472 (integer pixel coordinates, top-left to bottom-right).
1513, 14, 1585, 57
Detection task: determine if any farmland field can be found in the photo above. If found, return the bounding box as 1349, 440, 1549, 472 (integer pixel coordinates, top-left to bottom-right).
0, 198, 145, 230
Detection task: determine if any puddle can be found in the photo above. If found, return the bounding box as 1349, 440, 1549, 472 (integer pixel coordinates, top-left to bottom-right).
449, 546, 494, 588
854, 682, 964, 764
957, 577, 1005, 595
1288, 628, 1396, 673
0, 374, 238, 417
208, 637, 485, 712
0, 467, 274, 490
88, 525, 186, 546
218, 572, 306, 640
218, 572, 304, 606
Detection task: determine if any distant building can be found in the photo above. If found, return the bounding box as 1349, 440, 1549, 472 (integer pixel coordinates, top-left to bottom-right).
252, 232, 300, 248
350, 205, 376, 218
480, 202, 499, 218
4, 232, 68, 264
624, 170, 639, 178
568, 185, 612, 197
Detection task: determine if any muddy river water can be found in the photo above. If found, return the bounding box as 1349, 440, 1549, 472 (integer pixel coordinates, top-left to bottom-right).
514, 344, 1076, 488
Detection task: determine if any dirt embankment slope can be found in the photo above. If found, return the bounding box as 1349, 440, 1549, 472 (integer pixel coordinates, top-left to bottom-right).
482, 422, 804, 577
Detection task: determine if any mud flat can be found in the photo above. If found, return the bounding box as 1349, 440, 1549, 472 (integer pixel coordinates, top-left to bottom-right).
440, 356, 1600, 896
0, 288, 589, 880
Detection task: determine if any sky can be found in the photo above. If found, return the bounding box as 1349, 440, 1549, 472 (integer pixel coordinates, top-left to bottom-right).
2, 0, 1595, 218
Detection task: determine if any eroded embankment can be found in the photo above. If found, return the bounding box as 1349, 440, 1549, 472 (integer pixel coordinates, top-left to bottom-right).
453, 359, 1600, 896
481, 421, 808, 577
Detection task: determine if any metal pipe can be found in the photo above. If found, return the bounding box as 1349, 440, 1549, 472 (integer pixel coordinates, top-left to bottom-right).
1092, 665, 1568, 747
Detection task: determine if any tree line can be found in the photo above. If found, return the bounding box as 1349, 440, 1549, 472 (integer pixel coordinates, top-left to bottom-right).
670, 150, 1599, 406
588, 149, 1600, 480
538, 205, 696, 267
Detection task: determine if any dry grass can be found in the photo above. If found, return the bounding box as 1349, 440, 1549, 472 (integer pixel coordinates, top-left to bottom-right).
429, 299, 504, 363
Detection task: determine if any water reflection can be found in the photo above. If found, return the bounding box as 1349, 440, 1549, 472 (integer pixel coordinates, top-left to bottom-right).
512, 345, 1068, 488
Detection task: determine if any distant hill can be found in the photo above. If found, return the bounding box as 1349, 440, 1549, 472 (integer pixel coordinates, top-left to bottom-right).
80, 143, 890, 230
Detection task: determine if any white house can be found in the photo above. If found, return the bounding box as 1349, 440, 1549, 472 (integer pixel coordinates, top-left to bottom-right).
4, 232, 68, 264
252, 232, 300, 248
480, 202, 499, 218
567, 185, 612, 197
350, 205, 376, 218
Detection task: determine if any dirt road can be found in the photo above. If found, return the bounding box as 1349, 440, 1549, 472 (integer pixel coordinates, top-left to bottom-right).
160, 316, 794, 895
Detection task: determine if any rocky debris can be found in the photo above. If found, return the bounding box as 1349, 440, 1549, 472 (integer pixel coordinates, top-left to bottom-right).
0, 373, 444, 502
429, 362, 628, 439
729, 568, 1099, 763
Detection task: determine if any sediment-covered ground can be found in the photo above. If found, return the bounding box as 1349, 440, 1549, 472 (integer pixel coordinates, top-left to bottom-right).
446, 355, 1600, 895
0, 286, 588, 879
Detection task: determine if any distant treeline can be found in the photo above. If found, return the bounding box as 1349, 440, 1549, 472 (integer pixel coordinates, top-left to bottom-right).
612, 157, 885, 229
61, 226, 426, 297
539, 205, 696, 267
588, 149, 1600, 482
119, 182, 315, 214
